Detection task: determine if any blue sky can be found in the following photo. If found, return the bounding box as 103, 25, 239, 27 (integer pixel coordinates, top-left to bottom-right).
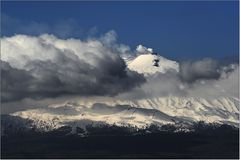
1, 1, 239, 60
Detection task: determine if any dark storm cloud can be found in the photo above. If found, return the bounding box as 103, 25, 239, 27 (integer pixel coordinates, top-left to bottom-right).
179, 58, 221, 83
1, 34, 145, 102
1, 52, 145, 102
1, 61, 33, 102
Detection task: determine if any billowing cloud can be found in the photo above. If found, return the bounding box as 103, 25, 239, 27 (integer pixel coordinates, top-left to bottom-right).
1, 33, 145, 102
1, 30, 238, 115
187, 65, 239, 98
136, 45, 153, 54
179, 58, 221, 83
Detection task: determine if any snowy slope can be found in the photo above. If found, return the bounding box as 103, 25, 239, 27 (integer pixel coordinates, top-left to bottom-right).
8, 96, 239, 132
127, 53, 179, 75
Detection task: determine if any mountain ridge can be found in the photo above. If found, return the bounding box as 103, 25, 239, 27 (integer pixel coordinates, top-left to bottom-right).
2, 96, 238, 134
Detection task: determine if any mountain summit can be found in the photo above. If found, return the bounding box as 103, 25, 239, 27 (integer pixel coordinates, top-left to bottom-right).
127, 53, 179, 75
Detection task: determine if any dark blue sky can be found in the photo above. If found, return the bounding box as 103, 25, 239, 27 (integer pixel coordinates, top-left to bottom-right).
1, 1, 239, 60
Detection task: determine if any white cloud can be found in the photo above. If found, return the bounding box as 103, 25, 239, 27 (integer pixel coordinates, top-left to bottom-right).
136, 44, 153, 54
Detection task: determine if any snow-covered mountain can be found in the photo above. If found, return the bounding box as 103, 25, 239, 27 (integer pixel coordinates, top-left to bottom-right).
3, 96, 238, 134
127, 53, 179, 75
